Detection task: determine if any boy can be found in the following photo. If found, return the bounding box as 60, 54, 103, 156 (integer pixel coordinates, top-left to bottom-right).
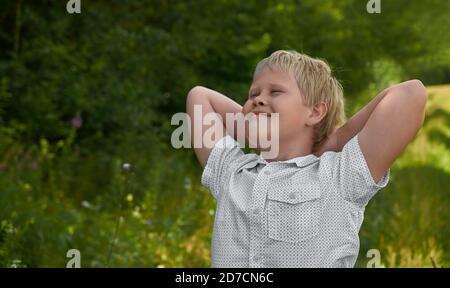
186, 50, 427, 267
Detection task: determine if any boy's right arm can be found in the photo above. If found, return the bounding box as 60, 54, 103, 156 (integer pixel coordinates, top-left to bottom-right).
186, 86, 243, 168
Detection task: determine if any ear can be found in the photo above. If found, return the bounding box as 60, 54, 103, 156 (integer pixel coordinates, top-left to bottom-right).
306, 101, 328, 126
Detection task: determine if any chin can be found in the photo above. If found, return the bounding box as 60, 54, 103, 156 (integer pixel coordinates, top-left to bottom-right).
245, 131, 274, 149
244, 116, 279, 149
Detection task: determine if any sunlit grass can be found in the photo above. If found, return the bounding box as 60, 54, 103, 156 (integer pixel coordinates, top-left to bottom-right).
356, 84, 450, 268
395, 84, 450, 172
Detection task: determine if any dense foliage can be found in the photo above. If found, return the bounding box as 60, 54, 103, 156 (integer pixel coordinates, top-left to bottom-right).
0, 0, 449, 267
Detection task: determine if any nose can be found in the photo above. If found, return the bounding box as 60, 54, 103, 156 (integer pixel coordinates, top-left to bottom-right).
253, 95, 267, 106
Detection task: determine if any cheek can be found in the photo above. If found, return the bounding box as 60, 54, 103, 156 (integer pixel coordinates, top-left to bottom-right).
277, 109, 306, 134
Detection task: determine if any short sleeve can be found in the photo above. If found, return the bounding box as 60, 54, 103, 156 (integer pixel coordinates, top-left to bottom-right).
201, 135, 244, 200
331, 133, 390, 208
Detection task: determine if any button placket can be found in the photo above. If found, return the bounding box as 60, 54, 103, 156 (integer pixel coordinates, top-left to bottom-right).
251, 167, 271, 223
249, 166, 272, 268
250, 183, 262, 233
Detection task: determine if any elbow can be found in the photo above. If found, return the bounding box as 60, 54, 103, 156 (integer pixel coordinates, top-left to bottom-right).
391, 79, 427, 128
186, 85, 208, 104
187, 86, 199, 100
406, 79, 427, 127
407, 79, 427, 108
187, 85, 206, 97
186, 86, 202, 104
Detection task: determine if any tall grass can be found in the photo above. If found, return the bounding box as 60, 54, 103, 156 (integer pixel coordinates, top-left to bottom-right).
1, 86, 449, 267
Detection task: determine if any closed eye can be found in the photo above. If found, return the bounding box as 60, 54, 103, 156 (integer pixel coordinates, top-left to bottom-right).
249, 90, 283, 98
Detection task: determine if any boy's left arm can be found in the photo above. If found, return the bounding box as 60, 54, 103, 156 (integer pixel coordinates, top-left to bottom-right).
319, 80, 427, 183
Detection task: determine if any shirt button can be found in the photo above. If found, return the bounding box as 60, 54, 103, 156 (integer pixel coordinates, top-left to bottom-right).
253, 208, 260, 215
289, 192, 297, 200
264, 170, 271, 175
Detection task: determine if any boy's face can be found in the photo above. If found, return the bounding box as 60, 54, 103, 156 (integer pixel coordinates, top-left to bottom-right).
242, 66, 315, 150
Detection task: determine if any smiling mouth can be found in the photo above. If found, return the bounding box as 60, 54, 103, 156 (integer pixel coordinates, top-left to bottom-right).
253, 112, 271, 117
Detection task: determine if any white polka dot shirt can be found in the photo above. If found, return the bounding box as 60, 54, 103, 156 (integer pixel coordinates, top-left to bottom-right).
201, 134, 390, 268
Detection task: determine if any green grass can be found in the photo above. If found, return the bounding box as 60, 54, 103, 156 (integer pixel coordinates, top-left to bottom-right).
355, 84, 450, 268
0, 85, 449, 268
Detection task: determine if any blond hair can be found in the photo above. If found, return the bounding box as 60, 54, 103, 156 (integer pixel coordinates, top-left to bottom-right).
253, 50, 346, 151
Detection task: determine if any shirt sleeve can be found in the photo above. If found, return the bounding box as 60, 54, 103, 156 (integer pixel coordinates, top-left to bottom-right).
201, 135, 244, 200
331, 133, 390, 208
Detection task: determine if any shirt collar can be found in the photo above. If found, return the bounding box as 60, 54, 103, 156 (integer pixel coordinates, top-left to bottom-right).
238, 154, 319, 172
271, 154, 319, 168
